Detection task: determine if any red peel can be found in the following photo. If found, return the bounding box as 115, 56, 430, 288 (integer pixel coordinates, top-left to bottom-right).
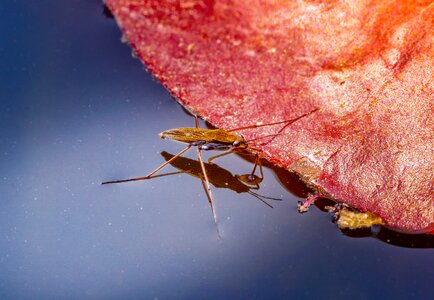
105, 0, 434, 233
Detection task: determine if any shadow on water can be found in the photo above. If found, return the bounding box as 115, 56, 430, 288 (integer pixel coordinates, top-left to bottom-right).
102, 4, 114, 19
117, 140, 434, 249
159, 151, 282, 208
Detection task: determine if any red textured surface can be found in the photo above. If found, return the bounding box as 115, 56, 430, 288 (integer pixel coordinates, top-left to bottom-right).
105, 0, 434, 233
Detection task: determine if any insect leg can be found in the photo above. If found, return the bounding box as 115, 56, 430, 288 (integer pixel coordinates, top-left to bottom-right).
249, 154, 264, 180
101, 145, 192, 184
207, 149, 235, 164
196, 148, 218, 226
145, 145, 192, 178
237, 153, 264, 184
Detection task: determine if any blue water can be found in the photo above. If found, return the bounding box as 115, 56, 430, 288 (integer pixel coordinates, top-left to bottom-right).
0, 1, 433, 299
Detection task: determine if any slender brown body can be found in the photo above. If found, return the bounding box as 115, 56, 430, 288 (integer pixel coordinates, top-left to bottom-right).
160, 128, 247, 151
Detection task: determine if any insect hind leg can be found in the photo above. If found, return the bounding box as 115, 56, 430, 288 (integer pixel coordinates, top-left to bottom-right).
237, 153, 264, 185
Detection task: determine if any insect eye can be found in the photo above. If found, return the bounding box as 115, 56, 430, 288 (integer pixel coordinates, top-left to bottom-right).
233, 141, 240, 147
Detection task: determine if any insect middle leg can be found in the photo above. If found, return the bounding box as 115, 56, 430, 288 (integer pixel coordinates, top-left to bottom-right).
196, 147, 217, 225
207, 150, 234, 164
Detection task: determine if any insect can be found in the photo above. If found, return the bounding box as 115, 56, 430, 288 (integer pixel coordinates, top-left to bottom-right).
102, 107, 318, 228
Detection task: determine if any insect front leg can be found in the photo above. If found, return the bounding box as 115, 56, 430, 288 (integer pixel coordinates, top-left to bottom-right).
101, 145, 192, 184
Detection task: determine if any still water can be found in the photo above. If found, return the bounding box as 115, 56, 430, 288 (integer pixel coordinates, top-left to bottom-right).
1, 1, 433, 299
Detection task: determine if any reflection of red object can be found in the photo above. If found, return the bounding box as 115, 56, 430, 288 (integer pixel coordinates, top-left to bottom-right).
105, 0, 434, 233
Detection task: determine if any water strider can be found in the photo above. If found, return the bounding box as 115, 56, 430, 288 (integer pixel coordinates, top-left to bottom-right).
102, 107, 319, 228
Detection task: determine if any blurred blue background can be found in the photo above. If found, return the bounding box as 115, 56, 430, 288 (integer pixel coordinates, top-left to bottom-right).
0, 1, 433, 299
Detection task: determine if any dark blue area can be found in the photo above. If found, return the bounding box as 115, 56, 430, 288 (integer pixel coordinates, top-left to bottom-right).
0, 1, 433, 299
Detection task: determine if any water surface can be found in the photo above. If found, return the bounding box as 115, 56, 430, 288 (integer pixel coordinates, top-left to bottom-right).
0, 1, 433, 299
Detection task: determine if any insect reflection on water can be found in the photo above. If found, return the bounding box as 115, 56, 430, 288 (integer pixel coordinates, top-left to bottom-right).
158, 151, 281, 208
102, 108, 318, 232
